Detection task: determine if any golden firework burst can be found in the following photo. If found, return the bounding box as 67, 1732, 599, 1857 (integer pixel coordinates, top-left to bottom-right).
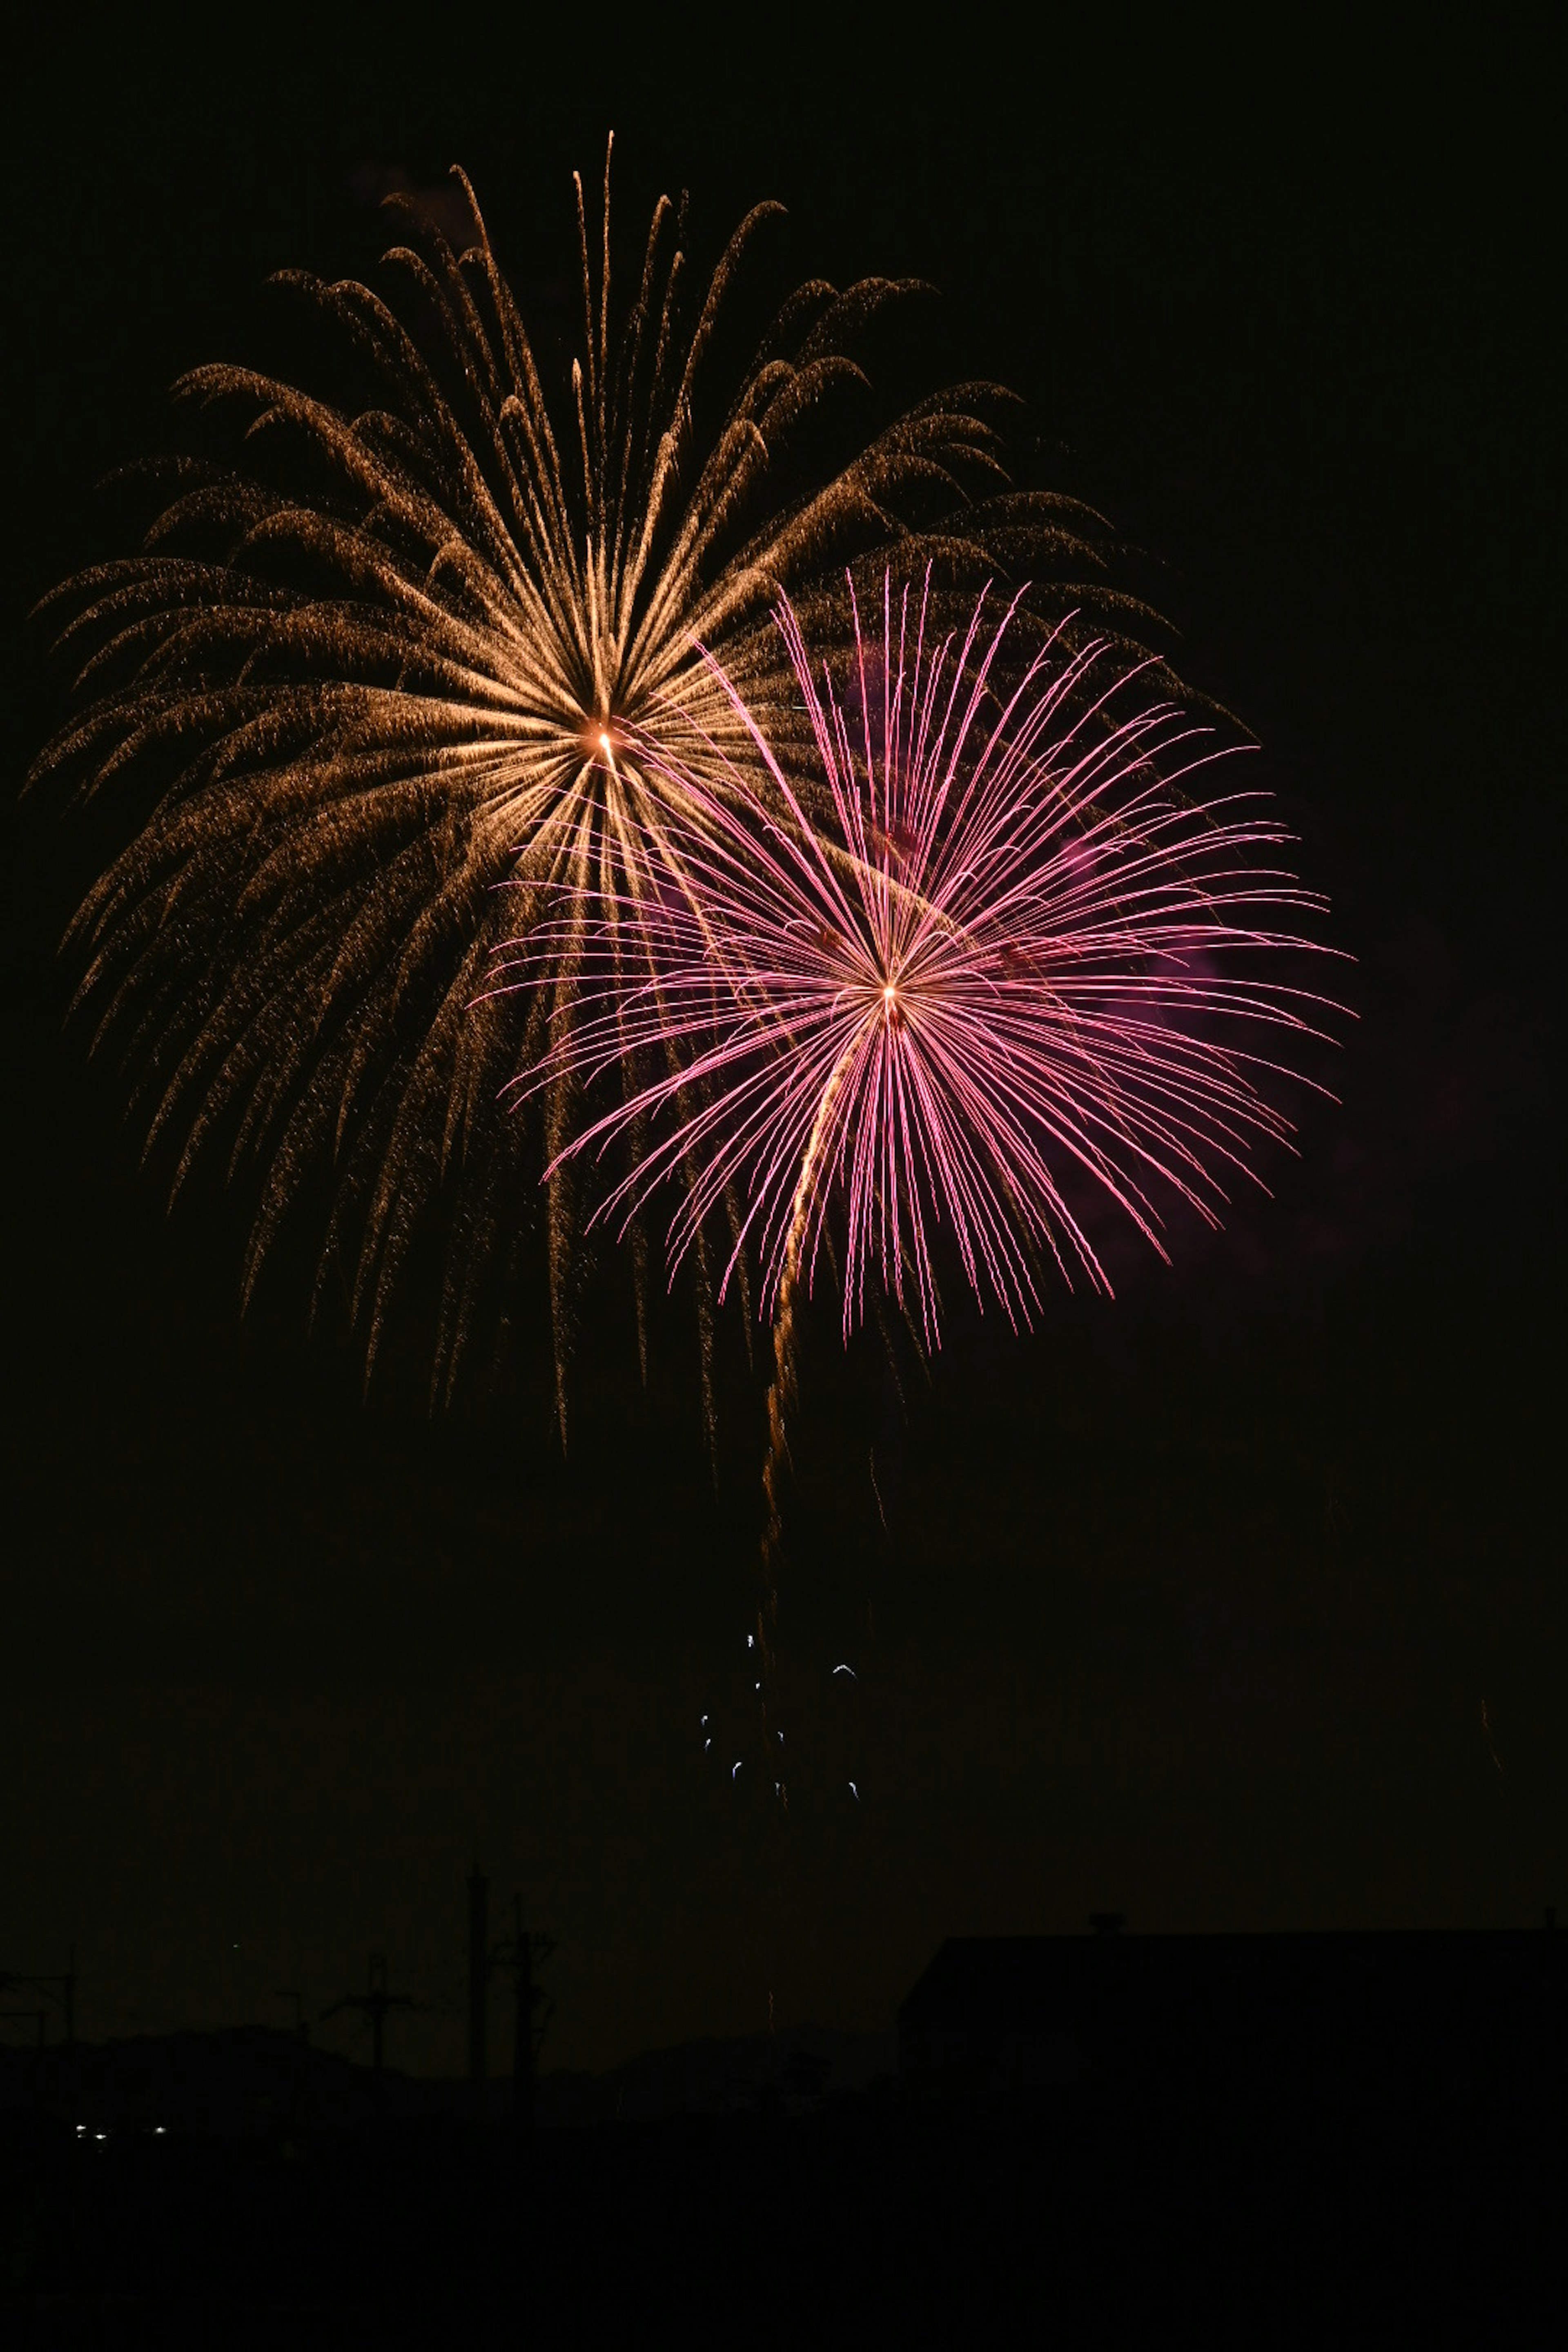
33, 143, 1129, 1443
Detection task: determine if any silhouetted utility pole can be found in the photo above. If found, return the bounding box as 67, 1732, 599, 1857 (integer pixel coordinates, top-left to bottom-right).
271, 1990, 313, 2133
322, 1955, 421, 2086
468, 1865, 489, 2115
492, 1898, 554, 2129
273, 1989, 310, 2043
0, 1949, 75, 2044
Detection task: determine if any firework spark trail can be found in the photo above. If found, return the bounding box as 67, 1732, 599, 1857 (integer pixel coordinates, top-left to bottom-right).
868, 1449, 889, 1536
755, 1039, 861, 1802
33, 148, 1122, 1437
498, 568, 1343, 1799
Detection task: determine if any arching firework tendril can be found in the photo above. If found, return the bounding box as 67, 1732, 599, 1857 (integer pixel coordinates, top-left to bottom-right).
32, 145, 1125, 1441
499, 571, 1343, 1783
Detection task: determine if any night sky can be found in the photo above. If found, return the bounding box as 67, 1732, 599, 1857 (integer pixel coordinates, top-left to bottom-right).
4, 16, 1558, 2082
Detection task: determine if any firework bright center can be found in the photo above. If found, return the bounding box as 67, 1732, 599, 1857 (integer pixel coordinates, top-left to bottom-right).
584, 721, 625, 768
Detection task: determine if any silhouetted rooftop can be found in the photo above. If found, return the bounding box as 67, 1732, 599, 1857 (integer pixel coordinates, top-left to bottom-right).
899, 1923, 1565, 2097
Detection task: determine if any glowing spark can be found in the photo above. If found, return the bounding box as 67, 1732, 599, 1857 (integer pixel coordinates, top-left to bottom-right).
731, 1761, 742, 1780
833, 1664, 858, 1679
848, 1782, 860, 1800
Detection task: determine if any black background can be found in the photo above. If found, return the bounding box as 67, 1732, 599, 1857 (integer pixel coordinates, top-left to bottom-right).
3, 9, 1558, 2080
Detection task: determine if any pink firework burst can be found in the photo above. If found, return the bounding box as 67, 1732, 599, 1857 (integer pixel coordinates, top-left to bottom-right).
496, 571, 1340, 1345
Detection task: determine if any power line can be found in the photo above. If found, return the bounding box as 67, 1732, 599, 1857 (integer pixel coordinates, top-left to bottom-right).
321, 1954, 423, 2082
0, 1947, 76, 2043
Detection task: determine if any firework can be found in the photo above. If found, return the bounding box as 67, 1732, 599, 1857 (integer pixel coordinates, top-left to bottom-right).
501, 569, 1339, 1790
32, 147, 1115, 1437
509, 571, 1339, 1345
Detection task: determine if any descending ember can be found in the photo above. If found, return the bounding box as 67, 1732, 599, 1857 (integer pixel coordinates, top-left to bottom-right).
32, 147, 1112, 1438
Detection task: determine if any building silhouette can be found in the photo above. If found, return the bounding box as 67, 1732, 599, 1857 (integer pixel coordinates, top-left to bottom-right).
898, 1919, 1565, 2100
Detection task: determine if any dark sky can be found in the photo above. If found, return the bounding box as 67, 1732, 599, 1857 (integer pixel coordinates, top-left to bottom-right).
4, 15, 1558, 2078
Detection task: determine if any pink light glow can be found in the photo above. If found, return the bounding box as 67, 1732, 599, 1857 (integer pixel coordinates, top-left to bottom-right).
493, 572, 1343, 1345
